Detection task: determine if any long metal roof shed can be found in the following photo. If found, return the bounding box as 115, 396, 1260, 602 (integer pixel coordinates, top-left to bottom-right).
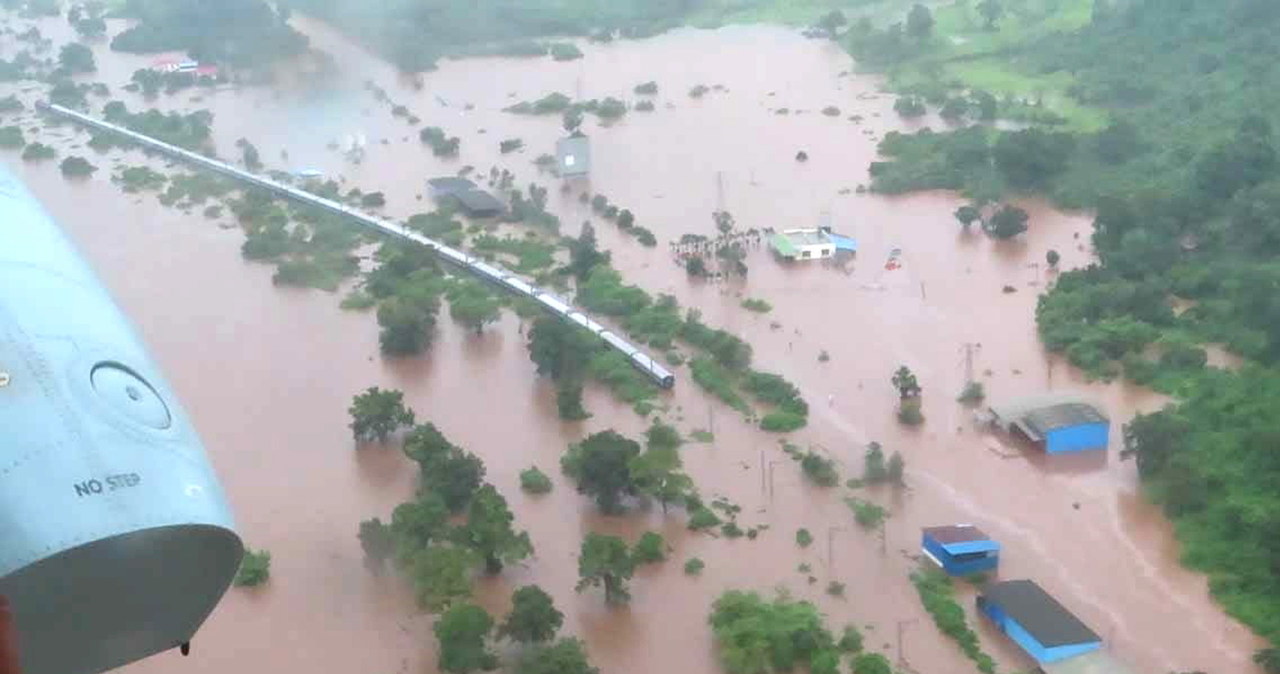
989, 393, 1110, 453
983, 580, 1102, 648
447, 189, 505, 218
426, 176, 477, 196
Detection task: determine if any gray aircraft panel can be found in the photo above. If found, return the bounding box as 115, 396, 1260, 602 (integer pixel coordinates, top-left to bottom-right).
0, 165, 242, 674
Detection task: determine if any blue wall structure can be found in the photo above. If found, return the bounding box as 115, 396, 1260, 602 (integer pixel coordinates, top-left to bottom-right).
978, 582, 1103, 664
922, 530, 1000, 576
1045, 422, 1110, 453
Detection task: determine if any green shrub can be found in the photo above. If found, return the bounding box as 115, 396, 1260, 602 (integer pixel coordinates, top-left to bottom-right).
633, 531, 666, 563
911, 568, 996, 673
760, 411, 806, 432
688, 507, 721, 530
549, 42, 583, 61
826, 581, 845, 597
689, 357, 750, 413
234, 548, 271, 587
634, 81, 658, 95
846, 498, 887, 529
957, 381, 985, 404
740, 298, 772, 313
520, 467, 553, 494
838, 625, 864, 653
22, 142, 56, 161
800, 451, 838, 487
500, 138, 525, 153
897, 399, 924, 425
0, 126, 24, 149
795, 528, 813, 548
59, 156, 97, 177
684, 557, 705, 575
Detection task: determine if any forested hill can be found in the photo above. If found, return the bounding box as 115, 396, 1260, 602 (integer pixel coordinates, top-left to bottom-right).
858, 2, 1280, 669
278, 0, 705, 71
111, 0, 308, 66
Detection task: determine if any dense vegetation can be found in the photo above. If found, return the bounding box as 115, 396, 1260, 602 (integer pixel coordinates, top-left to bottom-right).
708, 590, 846, 674
112, 0, 308, 66
850, 0, 1280, 660
281, 0, 706, 71
911, 568, 995, 674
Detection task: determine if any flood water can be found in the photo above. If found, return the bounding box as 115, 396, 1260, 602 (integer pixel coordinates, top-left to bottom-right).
0, 11, 1267, 674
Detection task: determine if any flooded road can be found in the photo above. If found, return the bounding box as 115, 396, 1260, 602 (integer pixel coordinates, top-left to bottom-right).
0, 11, 1266, 674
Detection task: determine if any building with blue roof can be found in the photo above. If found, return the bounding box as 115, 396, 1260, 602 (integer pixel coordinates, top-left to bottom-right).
921, 524, 1000, 576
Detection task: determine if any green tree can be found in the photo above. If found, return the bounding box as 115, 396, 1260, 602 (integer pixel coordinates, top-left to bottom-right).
358, 517, 395, 569
461, 484, 533, 574
852, 652, 893, 674
517, 638, 599, 674
555, 380, 590, 420
576, 533, 635, 603
568, 221, 610, 281
906, 4, 934, 40
977, 0, 1003, 29
391, 491, 449, 561
1195, 128, 1277, 200
708, 590, 838, 674
408, 544, 477, 610
886, 452, 905, 484
75, 16, 107, 38
1047, 249, 1061, 267
632, 531, 666, 564
563, 108, 584, 134
59, 156, 96, 177
561, 430, 641, 513
448, 283, 501, 334
0, 126, 23, 149
816, 9, 847, 35
348, 387, 415, 443
519, 466, 553, 494
1255, 648, 1280, 674
955, 204, 982, 230
994, 128, 1075, 189
434, 603, 498, 673
800, 451, 839, 487
891, 366, 921, 398
629, 446, 694, 512
645, 419, 683, 451
838, 625, 864, 653
500, 585, 563, 644
863, 442, 888, 482
376, 296, 436, 355
985, 204, 1030, 239
971, 90, 998, 121
403, 424, 486, 512
58, 42, 96, 74
528, 316, 595, 379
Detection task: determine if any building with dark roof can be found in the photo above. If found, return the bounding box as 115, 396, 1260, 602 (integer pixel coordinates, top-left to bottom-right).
978, 580, 1103, 664
427, 176, 477, 196
989, 394, 1110, 454
921, 524, 1000, 576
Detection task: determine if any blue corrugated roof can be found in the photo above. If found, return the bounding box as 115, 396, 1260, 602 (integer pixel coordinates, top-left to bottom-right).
829, 233, 858, 251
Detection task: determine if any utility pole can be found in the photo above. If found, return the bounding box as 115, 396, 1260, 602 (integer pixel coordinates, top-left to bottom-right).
716, 171, 725, 213
826, 526, 845, 569
961, 342, 981, 386
896, 618, 918, 667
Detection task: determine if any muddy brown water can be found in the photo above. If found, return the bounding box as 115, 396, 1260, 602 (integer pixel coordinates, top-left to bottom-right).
0, 12, 1266, 674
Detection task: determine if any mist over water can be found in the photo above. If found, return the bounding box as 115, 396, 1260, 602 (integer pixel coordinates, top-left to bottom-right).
0, 10, 1266, 674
